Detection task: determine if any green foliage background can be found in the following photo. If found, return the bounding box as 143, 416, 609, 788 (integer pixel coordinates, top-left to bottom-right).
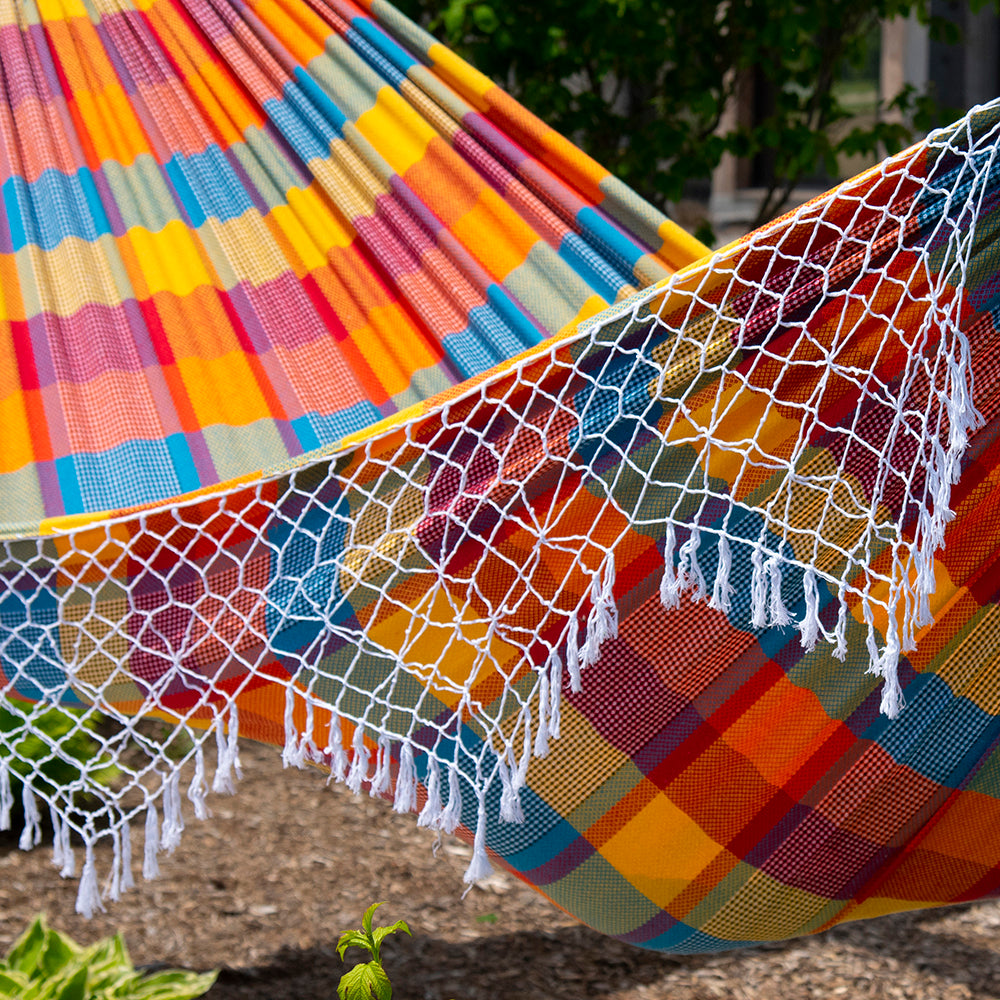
396, 0, 995, 230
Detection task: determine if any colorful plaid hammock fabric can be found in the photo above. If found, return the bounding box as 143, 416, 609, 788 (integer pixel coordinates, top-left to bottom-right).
2, 0, 1000, 954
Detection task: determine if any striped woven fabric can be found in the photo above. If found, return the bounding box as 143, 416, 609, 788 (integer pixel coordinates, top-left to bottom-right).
4, 0, 1000, 955
0, 0, 703, 529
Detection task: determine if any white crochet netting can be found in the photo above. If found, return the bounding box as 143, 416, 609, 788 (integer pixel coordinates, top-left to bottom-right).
1, 101, 997, 916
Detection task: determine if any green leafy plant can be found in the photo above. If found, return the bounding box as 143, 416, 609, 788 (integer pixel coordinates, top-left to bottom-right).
337, 903, 411, 1000
0, 915, 217, 999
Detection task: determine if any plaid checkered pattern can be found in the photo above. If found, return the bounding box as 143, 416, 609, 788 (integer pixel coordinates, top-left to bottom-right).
3, 0, 1000, 953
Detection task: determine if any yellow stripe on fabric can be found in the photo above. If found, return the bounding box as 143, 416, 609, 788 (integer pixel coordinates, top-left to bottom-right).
843, 896, 930, 922
312, 139, 384, 218
355, 88, 436, 178
177, 350, 272, 428
0, 256, 17, 323
249, 0, 326, 67
70, 86, 151, 166
270, 186, 355, 274
356, 302, 441, 393
201, 212, 294, 289
657, 218, 712, 271
0, 394, 34, 474
599, 792, 724, 909
450, 187, 538, 282
125, 221, 214, 299
425, 42, 493, 111
15, 237, 132, 318
35, 0, 87, 21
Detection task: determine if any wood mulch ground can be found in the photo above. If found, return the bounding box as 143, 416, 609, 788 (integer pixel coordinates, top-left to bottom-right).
1, 738, 999, 999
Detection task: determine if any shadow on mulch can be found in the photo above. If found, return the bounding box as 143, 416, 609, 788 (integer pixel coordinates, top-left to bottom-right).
209, 905, 1000, 1000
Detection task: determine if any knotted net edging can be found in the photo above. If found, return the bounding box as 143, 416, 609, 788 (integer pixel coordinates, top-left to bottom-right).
1, 100, 998, 916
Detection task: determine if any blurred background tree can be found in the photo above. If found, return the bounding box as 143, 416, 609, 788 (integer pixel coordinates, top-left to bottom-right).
395, 0, 997, 240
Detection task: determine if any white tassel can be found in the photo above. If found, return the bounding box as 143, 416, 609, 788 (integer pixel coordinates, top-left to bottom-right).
393, 743, 417, 814
585, 560, 618, 664
709, 533, 734, 613
584, 575, 605, 666
50, 806, 75, 877
0, 761, 12, 831
187, 744, 210, 821
143, 804, 160, 880
440, 766, 463, 834
566, 615, 582, 693
417, 756, 443, 829
282, 686, 305, 769
679, 527, 707, 601
498, 758, 523, 824
516, 705, 532, 790
229, 704, 243, 780
50, 807, 65, 870
463, 791, 493, 883
833, 587, 848, 661
799, 569, 822, 652
19, 783, 41, 851
119, 822, 135, 894
213, 705, 240, 795
346, 726, 370, 795
534, 664, 551, 758
370, 735, 393, 798
105, 829, 124, 903
548, 653, 562, 741
766, 555, 791, 627
326, 714, 349, 782
660, 522, 682, 608
161, 771, 184, 854
750, 546, 768, 629
75, 843, 104, 919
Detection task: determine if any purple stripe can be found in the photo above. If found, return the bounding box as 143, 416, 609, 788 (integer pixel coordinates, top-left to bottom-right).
36, 459, 65, 518
91, 167, 127, 238
185, 429, 220, 486
225, 147, 270, 217
230, 272, 327, 352
520, 834, 597, 886
28, 306, 147, 384
617, 908, 681, 946
274, 418, 303, 454
94, 17, 139, 95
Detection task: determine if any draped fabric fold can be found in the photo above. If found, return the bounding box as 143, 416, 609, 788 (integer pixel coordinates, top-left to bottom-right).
5, 0, 1000, 956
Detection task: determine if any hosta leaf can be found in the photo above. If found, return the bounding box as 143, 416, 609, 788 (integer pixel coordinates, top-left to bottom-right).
5, 917, 49, 974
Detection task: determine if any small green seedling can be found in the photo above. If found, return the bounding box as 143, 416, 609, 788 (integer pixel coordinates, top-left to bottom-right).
337, 902, 411, 1000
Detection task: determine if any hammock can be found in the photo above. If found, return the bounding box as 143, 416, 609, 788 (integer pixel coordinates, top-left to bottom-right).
2, 0, 1000, 954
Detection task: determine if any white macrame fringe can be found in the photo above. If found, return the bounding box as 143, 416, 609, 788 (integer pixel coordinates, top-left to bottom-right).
417, 755, 443, 829
213, 703, 241, 795
0, 761, 13, 831
370, 734, 393, 798
50, 805, 75, 878
19, 782, 41, 851
393, 742, 418, 814
463, 791, 493, 883
326, 713, 349, 782
143, 804, 160, 880
76, 842, 104, 919
187, 743, 210, 821
161, 771, 184, 853
346, 726, 370, 794
440, 765, 462, 835
282, 685, 307, 769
